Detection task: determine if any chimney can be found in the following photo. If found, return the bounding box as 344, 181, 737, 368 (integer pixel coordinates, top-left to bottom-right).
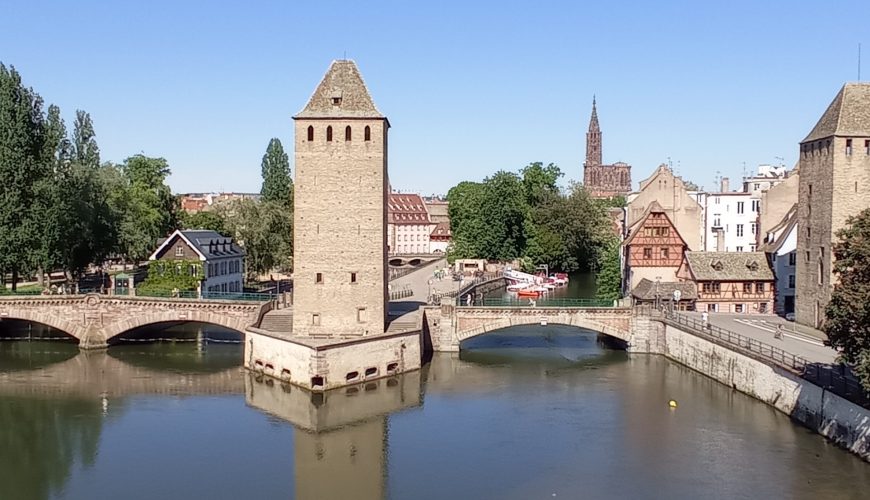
720, 177, 730, 193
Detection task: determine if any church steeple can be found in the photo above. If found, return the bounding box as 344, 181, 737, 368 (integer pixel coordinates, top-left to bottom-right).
585, 97, 602, 167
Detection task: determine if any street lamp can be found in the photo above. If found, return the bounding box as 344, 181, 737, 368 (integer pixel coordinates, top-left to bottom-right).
655, 276, 662, 310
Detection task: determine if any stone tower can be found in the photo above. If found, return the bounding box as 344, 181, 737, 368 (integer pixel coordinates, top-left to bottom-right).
582, 98, 633, 198
292, 60, 389, 338
585, 97, 602, 167
796, 83, 870, 328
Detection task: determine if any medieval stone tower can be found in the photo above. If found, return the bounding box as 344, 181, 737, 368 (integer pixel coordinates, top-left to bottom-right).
582, 98, 632, 198
796, 83, 870, 328
292, 60, 390, 338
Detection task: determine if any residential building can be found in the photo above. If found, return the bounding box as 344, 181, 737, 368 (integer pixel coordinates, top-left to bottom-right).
292, 60, 389, 338
148, 229, 246, 294
623, 201, 688, 293
760, 205, 798, 316
796, 82, 870, 328
422, 196, 450, 224
630, 278, 697, 310
758, 168, 799, 247
583, 98, 632, 198
627, 165, 704, 251
178, 192, 262, 214
742, 164, 789, 197
703, 179, 759, 252
677, 252, 775, 314
429, 222, 451, 254
388, 193, 433, 254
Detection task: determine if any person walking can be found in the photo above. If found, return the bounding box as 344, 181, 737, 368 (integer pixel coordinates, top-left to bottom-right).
701, 311, 709, 330
775, 324, 784, 340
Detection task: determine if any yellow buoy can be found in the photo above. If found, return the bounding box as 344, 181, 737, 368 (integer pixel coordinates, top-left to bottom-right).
668, 400, 678, 408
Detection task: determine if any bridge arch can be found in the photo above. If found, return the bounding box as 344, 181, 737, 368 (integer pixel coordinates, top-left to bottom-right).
454, 309, 633, 348
103, 310, 250, 344
0, 310, 83, 341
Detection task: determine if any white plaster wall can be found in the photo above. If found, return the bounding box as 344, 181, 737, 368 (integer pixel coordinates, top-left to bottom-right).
704, 193, 759, 251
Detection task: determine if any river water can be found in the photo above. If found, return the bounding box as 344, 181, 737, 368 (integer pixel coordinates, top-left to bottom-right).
1, 325, 870, 500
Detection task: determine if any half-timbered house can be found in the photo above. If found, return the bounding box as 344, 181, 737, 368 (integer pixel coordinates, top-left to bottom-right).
677, 251, 775, 314
623, 201, 689, 293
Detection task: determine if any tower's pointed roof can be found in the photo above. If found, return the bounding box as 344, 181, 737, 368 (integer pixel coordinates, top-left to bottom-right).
803, 82, 870, 142
588, 96, 600, 133
295, 60, 384, 119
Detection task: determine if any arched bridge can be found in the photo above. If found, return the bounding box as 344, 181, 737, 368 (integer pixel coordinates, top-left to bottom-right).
0, 294, 271, 349
430, 305, 659, 352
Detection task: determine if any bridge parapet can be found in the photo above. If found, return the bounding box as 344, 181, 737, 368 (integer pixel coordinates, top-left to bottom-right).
0, 294, 271, 349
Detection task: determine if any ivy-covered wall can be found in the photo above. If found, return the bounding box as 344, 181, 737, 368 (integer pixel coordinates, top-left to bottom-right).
138, 259, 204, 293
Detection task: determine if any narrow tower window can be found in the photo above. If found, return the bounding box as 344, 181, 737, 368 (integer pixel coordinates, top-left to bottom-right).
326, 126, 333, 142
846, 138, 853, 155
345, 126, 352, 141
364, 126, 371, 141
307, 125, 314, 141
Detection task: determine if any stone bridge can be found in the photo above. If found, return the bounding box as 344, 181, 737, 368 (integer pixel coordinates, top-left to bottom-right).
0, 294, 272, 349
428, 305, 660, 352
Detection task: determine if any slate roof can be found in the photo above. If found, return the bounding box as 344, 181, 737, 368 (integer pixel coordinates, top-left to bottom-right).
151, 230, 245, 261
631, 278, 697, 300
803, 82, 870, 142
430, 221, 451, 239
295, 60, 384, 119
683, 252, 774, 281
759, 204, 798, 254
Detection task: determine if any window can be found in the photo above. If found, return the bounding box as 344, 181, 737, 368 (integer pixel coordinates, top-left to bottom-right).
702, 282, 721, 293
316, 272, 323, 284
357, 307, 367, 323
312, 313, 321, 326
365, 126, 371, 141
865, 139, 870, 155
707, 303, 718, 312
805, 251, 810, 262
788, 274, 795, 288
735, 304, 744, 313
713, 216, 721, 227
737, 201, 744, 214
788, 253, 796, 266
818, 260, 824, 285
350, 272, 357, 283
754, 183, 760, 191
736, 246, 743, 252
175, 246, 184, 257
806, 227, 811, 240
756, 282, 765, 293
750, 223, 756, 235
736, 224, 744, 237
345, 125, 352, 141
660, 247, 669, 259
743, 282, 752, 293
715, 197, 720, 205
846, 138, 853, 155
307, 125, 314, 141
751, 200, 760, 212
326, 126, 333, 141
808, 183, 812, 198
759, 302, 768, 313
750, 244, 756, 252
643, 247, 652, 259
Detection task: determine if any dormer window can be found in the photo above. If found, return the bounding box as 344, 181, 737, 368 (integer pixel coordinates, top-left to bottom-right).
746, 261, 759, 272
711, 260, 724, 271
331, 90, 343, 106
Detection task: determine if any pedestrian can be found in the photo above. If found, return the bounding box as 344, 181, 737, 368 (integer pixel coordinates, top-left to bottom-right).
701, 311, 709, 330
775, 324, 784, 340
466, 294, 472, 306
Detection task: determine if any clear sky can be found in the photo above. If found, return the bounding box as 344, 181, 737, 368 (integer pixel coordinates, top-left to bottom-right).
2, 0, 866, 195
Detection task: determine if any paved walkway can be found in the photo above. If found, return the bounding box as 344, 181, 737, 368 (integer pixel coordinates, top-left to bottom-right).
684, 312, 837, 364
388, 259, 459, 315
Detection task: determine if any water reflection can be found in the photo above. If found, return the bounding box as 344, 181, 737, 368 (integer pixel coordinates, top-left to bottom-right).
245, 371, 421, 500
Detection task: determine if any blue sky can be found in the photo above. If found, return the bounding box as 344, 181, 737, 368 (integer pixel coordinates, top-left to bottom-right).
2, 1, 866, 195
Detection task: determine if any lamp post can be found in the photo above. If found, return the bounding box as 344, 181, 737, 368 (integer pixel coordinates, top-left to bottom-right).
655, 276, 662, 310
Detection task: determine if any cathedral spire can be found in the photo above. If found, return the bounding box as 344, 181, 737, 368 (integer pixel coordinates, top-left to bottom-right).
585, 97, 602, 166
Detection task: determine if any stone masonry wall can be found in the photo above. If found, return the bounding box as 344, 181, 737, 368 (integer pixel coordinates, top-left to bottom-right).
292, 118, 389, 338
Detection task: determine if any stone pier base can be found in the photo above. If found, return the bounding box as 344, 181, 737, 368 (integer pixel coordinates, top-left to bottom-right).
244, 328, 422, 392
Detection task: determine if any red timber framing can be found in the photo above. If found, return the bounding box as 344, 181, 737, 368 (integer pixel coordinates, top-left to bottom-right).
624, 204, 687, 268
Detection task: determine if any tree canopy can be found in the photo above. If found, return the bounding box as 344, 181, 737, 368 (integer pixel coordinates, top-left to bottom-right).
825, 208, 870, 389
260, 138, 293, 207
447, 162, 615, 275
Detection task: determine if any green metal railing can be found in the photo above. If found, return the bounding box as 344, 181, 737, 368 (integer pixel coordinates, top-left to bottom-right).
135, 290, 274, 302
473, 297, 617, 308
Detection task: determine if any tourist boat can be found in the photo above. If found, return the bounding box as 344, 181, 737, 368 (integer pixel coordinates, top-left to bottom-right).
516, 285, 548, 297
553, 273, 569, 285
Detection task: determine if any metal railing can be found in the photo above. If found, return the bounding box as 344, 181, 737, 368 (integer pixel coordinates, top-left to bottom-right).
474, 297, 617, 308
662, 309, 809, 373
135, 290, 274, 302
389, 288, 413, 301
804, 363, 870, 410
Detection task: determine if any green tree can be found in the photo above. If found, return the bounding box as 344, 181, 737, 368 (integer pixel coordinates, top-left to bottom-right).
32, 104, 70, 284
446, 181, 486, 261
117, 155, 179, 263
595, 238, 622, 301
825, 208, 870, 389
520, 162, 562, 207
260, 138, 293, 207
219, 199, 292, 281
181, 210, 228, 234
0, 64, 47, 290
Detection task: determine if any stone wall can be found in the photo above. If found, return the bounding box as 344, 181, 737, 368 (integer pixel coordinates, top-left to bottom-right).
660, 323, 870, 461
